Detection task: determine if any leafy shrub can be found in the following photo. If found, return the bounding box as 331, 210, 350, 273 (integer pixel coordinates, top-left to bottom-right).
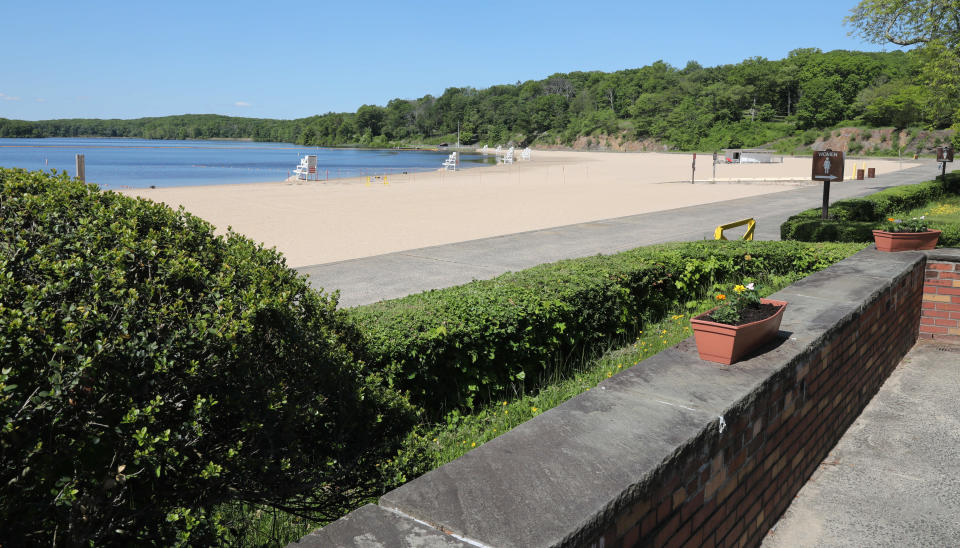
781, 172, 960, 243
347, 240, 864, 414
0, 169, 414, 545
779, 218, 878, 242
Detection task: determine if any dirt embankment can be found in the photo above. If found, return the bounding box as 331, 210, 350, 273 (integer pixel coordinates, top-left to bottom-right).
536, 132, 669, 152
532, 127, 954, 155
811, 127, 954, 156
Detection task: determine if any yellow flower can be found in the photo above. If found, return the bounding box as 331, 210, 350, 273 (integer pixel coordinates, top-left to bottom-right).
734, 284, 746, 294
716, 294, 726, 301
503, 401, 507, 406
606, 371, 612, 377
471, 442, 476, 447
744, 254, 752, 261
531, 407, 538, 413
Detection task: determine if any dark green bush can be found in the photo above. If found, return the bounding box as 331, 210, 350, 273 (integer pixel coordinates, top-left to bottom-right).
0, 169, 414, 545
781, 171, 960, 242
347, 240, 864, 413
780, 218, 878, 242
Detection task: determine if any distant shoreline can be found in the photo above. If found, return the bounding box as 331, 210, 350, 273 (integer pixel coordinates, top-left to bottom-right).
0, 136, 494, 189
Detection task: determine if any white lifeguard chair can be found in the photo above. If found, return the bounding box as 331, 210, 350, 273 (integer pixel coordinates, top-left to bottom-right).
495, 145, 502, 155
480, 145, 489, 154
521, 147, 531, 161
501, 147, 515, 164
442, 151, 458, 171
294, 155, 318, 181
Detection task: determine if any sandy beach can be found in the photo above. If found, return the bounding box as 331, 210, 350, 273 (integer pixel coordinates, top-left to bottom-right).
119, 150, 918, 268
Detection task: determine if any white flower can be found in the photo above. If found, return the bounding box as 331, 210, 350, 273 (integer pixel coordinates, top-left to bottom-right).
746, 283, 755, 291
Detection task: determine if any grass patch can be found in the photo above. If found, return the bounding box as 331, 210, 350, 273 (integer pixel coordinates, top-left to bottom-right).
896, 194, 960, 223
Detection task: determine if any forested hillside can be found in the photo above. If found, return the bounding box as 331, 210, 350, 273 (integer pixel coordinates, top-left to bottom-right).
1, 48, 956, 152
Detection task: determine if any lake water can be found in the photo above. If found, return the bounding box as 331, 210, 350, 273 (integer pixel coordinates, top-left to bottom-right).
0, 138, 490, 189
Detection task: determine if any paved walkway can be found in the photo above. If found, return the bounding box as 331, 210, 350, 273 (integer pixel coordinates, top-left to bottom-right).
297, 164, 935, 307
763, 340, 960, 547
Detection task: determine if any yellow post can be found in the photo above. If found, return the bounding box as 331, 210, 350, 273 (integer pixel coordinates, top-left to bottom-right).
714, 218, 756, 241
366, 176, 371, 187
384, 176, 389, 185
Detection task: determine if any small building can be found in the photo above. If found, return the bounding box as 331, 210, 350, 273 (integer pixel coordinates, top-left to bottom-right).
723, 148, 777, 164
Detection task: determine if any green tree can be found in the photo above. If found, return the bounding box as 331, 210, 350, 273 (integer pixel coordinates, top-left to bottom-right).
857, 82, 928, 127
355, 105, 386, 137
846, 0, 960, 47
847, 0, 960, 142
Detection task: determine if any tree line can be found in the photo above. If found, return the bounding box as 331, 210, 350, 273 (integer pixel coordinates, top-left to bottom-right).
1, 47, 956, 151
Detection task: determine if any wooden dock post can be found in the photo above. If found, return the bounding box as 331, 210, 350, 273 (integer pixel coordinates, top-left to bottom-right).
75, 154, 85, 182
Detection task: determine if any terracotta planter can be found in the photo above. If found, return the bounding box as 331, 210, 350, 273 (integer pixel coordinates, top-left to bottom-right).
872, 229, 941, 252
690, 299, 787, 365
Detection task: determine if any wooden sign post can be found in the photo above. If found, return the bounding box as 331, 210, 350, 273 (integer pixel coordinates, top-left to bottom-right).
936, 146, 954, 181
691, 152, 696, 184
812, 149, 845, 220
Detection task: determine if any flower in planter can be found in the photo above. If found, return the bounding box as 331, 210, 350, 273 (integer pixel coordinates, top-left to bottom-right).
709, 282, 761, 325
880, 215, 929, 233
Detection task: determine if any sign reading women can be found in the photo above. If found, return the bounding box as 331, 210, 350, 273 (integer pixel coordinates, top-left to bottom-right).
936, 146, 953, 181
936, 146, 954, 163
812, 149, 845, 219
811, 149, 845, 182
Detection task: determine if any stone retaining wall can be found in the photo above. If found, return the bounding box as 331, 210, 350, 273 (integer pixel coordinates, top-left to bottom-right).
296, 248, 929, 548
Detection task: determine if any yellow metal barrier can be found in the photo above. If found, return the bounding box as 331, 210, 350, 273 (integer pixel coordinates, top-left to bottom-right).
714, 218, 756, 241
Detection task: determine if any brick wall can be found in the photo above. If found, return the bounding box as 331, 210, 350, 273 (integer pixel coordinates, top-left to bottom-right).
597, 261, 925, 548
921, 257, 960, 344
300, 250, 931, 548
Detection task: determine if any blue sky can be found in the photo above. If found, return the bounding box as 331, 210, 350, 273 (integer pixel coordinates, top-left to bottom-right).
0, 1, 892, 121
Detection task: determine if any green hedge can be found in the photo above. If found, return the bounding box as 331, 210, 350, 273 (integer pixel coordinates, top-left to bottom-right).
781, 172, 960, 244
0, 169, 414, 545
348, 240, 865, 413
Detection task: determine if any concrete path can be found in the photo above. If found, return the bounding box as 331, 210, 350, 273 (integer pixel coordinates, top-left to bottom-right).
297, 164, 937, 307
763, 340, 960, 547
